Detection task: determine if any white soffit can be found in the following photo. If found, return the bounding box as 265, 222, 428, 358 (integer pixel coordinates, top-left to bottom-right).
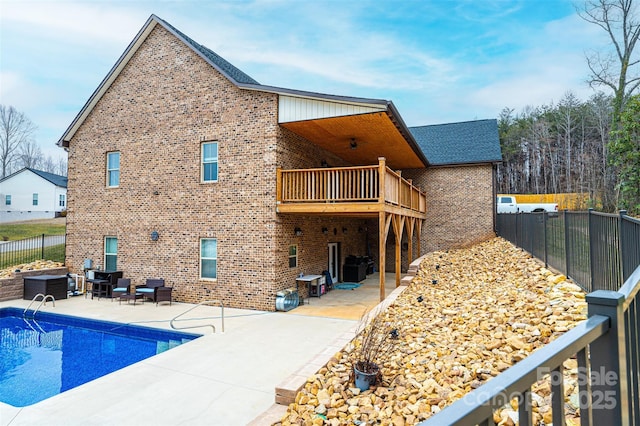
278, 95, 386, 123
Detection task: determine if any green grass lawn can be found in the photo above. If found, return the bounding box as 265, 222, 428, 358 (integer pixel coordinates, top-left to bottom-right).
0, 222, 66, 241
0, 245, 66, 270
0, 220, 67, 269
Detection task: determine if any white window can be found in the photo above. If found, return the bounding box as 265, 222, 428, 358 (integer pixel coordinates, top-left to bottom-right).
32, 193, 38, 206
289, 245, 298, 268
107, 151, 120, 187
200, 238, 217, 279
59, 194, 66, 207
104, 237, 118, 270
5, 195, 10, 205
201, 142, 218, 182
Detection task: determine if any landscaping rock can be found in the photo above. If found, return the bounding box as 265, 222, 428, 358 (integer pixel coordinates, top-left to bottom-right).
275, 237, 587, 425
0, 260, 65, 278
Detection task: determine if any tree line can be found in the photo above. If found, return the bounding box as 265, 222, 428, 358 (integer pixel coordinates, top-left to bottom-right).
496, 91, 617, 210
498, 0, 640, 216
0, 104, 67, 179
2, 1, 639, 214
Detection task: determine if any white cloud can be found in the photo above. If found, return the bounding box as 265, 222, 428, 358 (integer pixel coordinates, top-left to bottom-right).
0, 0, 619, 144
1, 1, 147, 47
0, 72, 33, 109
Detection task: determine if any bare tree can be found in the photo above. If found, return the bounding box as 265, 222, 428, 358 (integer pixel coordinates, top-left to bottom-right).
579, 0, 640, 210
554, 92, 582, 192
55, 156, 68, 176
497, 95, 613, 209
0, 105, 37, 178
19, 139, 43, 169
587, 92, 615, 206
579, 0, 640, 120
41, 156, 56, 174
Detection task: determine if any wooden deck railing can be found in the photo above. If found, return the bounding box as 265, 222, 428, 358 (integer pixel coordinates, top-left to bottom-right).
276, 158, 426, 214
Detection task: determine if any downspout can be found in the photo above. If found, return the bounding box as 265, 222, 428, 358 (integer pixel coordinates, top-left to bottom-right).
493, 163, 498, 233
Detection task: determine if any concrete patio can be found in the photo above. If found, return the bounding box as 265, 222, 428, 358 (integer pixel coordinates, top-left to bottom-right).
0, 272, 405, 426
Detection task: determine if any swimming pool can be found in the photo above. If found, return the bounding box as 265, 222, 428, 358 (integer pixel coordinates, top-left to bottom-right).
0, 307, 201, 407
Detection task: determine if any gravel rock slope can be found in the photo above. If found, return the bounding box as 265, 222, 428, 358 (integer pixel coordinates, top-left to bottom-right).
0, 260, 65, 278
277, 237, 587, 426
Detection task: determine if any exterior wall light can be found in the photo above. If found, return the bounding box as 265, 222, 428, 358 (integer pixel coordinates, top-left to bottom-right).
294, 227, 303, 236
322, 227, 328, 235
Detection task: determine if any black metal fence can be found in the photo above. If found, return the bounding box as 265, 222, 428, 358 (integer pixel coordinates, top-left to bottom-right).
496, 210, 640, 293
0, 234, 66, 269
418, 210, 640, 425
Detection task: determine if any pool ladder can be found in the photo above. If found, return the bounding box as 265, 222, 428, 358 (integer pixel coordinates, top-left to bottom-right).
23, 293, 56, 319
170, 300, 224, 333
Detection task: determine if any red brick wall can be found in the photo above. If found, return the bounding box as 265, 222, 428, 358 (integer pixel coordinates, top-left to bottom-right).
65, 25, 496, 310
65, 25, 370, 310
405, 165, 496, 255
365, 165, 496, 274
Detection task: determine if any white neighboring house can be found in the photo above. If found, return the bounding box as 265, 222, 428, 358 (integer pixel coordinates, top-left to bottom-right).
0, 168, 68, 223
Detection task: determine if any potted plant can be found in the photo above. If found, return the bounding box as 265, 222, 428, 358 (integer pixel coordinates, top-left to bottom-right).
351, 306, 398, 391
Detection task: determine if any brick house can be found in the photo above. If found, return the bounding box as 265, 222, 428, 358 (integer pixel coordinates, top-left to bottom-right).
57, 15, 501, 311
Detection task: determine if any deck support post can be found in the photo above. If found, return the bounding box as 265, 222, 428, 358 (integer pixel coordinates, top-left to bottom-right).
378, 158, 387, 302
407, 217, 415, 268
378, 211, 386, 302
392, 215, 405, 288
416, 220, 422, 258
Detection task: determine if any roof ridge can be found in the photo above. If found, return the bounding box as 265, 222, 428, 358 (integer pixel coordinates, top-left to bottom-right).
27, 168, 68, 187
409, 118, 496, 129
409, 119, 502, 166
154, 16, 259, 85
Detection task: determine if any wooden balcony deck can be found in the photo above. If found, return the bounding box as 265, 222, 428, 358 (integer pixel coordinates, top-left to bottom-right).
276, 158, 426, 218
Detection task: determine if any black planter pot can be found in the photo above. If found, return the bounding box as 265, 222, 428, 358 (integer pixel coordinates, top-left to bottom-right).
353, 362, 379, 391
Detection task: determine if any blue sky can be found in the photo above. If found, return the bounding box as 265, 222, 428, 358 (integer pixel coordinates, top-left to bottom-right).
0, 0, 609, 162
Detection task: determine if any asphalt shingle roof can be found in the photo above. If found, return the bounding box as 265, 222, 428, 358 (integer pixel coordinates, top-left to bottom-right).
27, 168, 68, 188
157, 16, 259, 85
409, 119, 502, 166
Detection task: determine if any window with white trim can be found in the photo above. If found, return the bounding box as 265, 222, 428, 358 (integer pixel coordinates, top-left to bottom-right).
32, 193, 38, 206
201, 142, 218, 182
59, 194, 66, 207
200, 238, 217, 279
5, 195, 10, 205
107, 151, 120, 187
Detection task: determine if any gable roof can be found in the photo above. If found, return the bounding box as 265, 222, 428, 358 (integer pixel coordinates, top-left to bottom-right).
0, 168, 67, 188
409, 119, 502, 166
57, 14, 261, 148
156, 16, 259, 85
28, 168, 68, 188
55, 14, 430, 168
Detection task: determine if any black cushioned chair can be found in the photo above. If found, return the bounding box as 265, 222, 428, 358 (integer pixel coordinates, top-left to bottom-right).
137, 278, 173, 306
111, 278, 131, 301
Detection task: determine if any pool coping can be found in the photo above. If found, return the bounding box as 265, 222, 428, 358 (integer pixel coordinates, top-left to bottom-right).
0, 297, 359, 426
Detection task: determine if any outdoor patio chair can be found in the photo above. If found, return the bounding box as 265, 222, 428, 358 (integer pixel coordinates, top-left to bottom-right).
111, 278, 131, 301
137, 278, 173, 306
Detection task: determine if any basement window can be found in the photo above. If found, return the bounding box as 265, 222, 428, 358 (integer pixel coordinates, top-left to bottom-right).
289, 245, 297, 268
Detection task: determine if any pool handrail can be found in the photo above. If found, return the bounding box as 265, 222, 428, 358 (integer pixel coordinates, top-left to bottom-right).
170, 299, 224, 333
23, 293, 56, 318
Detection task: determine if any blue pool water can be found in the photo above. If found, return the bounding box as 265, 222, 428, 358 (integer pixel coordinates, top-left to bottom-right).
0, 307, 201, 407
